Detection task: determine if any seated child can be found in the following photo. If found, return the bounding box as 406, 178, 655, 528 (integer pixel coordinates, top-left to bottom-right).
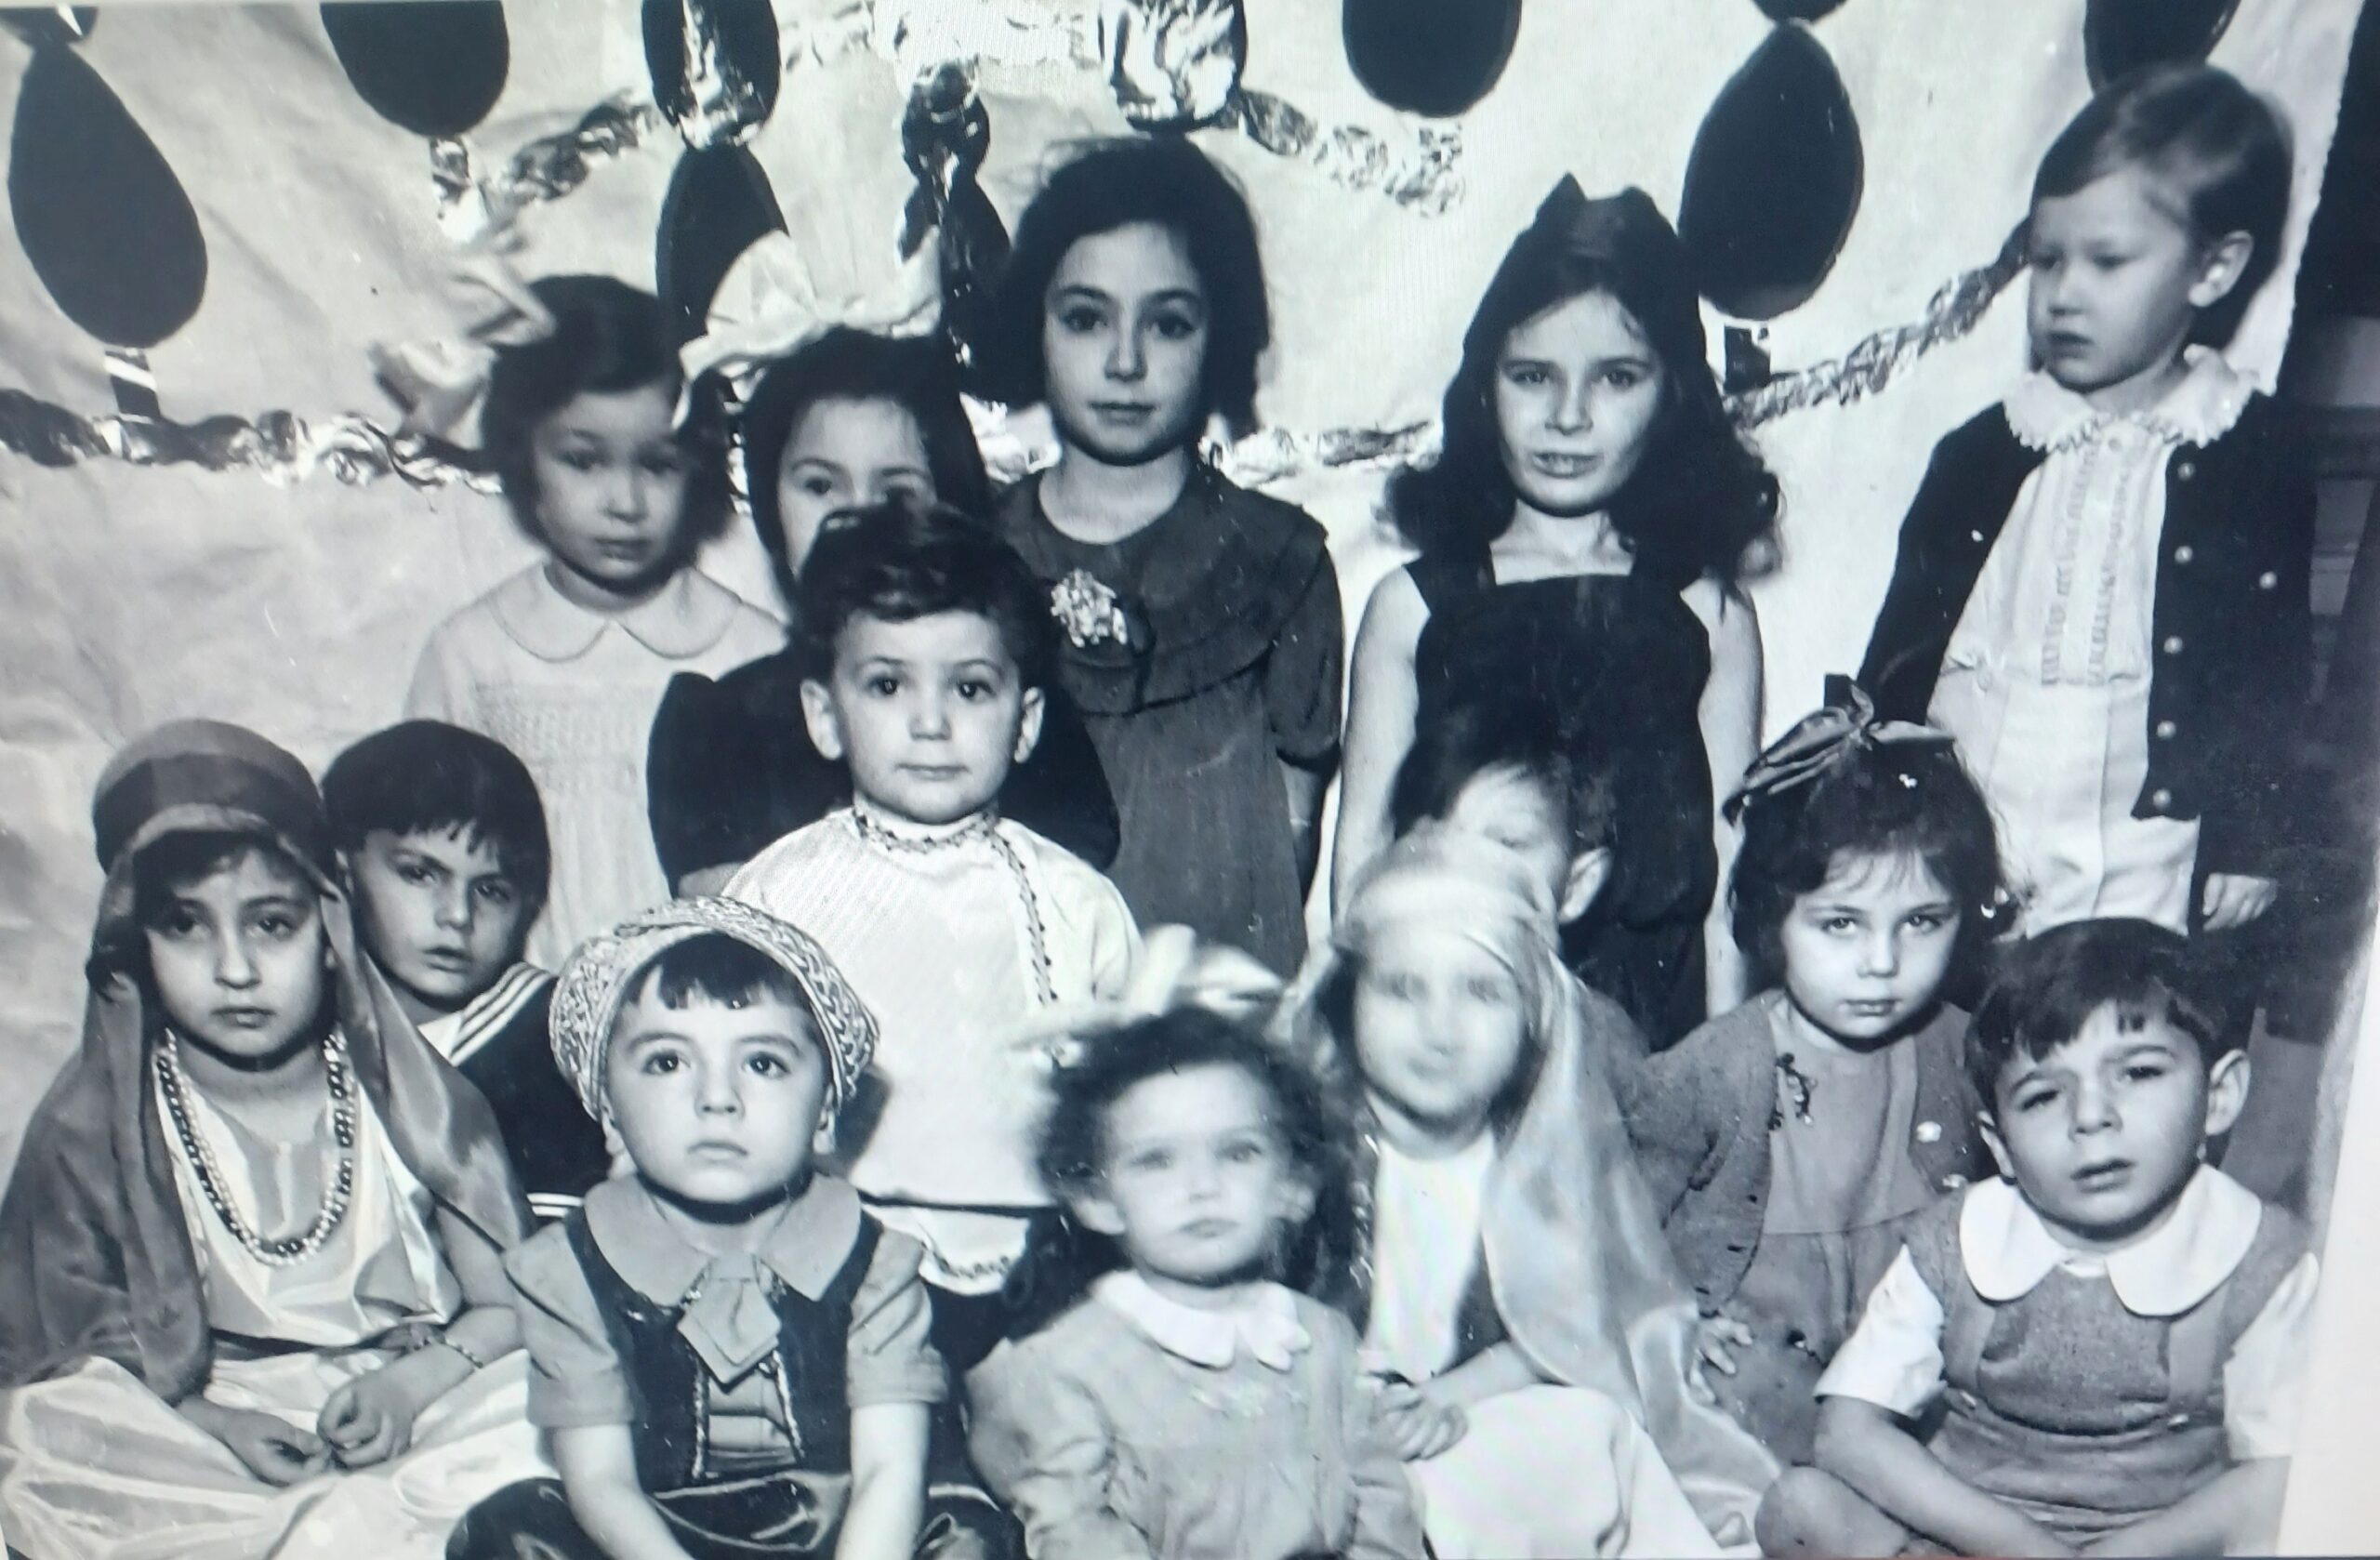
0, 721, 543, 1560
967, 1007, 1423, 1560
325, 719, 610, 1216
1286, 826, 1779, 1556
1388, 693, 1644, 1065
445, 897, 1010, 1560
1761, 919, 2319, 1557
1620, 682, 2002, 1464
725, 497, 1140, 1369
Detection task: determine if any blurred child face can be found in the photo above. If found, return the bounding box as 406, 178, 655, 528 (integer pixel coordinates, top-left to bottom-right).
145, 847, 329, 1065
528, 382, 694, 608
1437, 763, 1606, 924
1078, 1063, 1314, 1302
774, 397, 934, 575
802, 610, 1045, 826
346, 826, 532, 1019
1041, 221, 1210, 467
1986, 1003, 2246, 1252
1495, 289, 1666, 522
605, 977, 827, 1210
2027, 165, 2238, 413
1354, 921, 1530, 1148
1777, 849, 1961, 1050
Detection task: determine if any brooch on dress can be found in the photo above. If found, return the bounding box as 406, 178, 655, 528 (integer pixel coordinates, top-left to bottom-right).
1051, 569, 1130, 648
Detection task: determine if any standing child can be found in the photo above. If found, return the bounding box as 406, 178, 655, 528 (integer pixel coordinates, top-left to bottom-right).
1334, 178, 1778, 1042
446, 897, 1011, 1560
966, 1007, 1423, 1560
324, 719, 611, 1217
726, 499, 1139, 1369
1762, 919, 2318, 1557
988, 137, 1342, 977
0, 721, 543, 1560
1862, 64, 2310, 938
1620, 682, 2003, 1466
1287, 826, 1778, 1556
408, 275, 784, 966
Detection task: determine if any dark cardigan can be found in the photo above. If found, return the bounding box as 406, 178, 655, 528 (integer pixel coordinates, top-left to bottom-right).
1858, 393, 2314, 884
1618, 998, 1990, 1313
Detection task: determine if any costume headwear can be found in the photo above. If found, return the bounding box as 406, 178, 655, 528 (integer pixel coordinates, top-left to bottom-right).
547, 896, 878, 1131
1724, 674, 1955, 823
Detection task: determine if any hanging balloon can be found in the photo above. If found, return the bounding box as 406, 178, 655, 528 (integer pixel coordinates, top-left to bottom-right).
896, 65, 1012, 399
0, 8, 97, 48
656, 145, 786, 348
1752, 0, 1847, 19
1343, 0, 1521, 118
1107, 0, 1247, 132
643, 0, 779, 151
322, 2, 509, 138
1678, 23, 1864, 321
10, 45, 206, 350
2083, 0, 2240, 89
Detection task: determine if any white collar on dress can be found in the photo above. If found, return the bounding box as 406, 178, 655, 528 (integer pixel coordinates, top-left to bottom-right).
2003, 345, 2253, 456
1093, 1270, 1312, 1371
1959, 1165, 2263, 1316
488, 563, 756, 663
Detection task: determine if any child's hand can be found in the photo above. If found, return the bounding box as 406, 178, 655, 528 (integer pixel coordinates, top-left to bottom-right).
1687, 1312, 1754, 1406
1375, 1380, 1468, 1461
317, 1366, 432, 1469
200, 1403, 333, 1486
2202, 874, 2279, 931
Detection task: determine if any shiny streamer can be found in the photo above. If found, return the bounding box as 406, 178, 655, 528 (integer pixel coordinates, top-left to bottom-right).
430, 96, 665, 242
1220, 90, 1462, 213
1104, 0, 1244, 130
0, 390, 496, 491
1725, 220, 2029, 429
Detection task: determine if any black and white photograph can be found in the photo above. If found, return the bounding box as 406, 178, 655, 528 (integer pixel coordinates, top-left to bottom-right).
2, 0, 2378, 1553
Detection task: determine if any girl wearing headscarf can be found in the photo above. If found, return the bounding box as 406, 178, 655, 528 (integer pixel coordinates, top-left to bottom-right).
1284, 826, 1778, 1556
0, 721, 544, 1558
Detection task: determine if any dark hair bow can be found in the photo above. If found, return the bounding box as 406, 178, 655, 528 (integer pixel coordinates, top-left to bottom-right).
1724, 676, 1955, 822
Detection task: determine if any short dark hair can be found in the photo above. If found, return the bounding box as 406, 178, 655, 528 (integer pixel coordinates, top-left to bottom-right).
795, 496, 1057, 691
1390, 696, 1618, 858
628, 932, 814, 1020
2033, 63, 2293, 347
131, 829, 316, 932
1966, 918, 2231, 1105
990, 138, 1271, 439
738, 327, 994, 599
1038, 1006, 1338, 1198
323, 721, 551, 912
1729, 733, 2005, 994
479, 274, 732, 547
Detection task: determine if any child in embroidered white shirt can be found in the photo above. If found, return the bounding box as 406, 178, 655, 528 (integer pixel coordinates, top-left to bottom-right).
408, 276, 782, 967
726, 498, 1139, 1370
1762, 919, 2319, 1557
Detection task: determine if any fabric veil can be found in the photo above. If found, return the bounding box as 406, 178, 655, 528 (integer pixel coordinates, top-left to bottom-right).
1281, 826, 1778, 1541
0, 721, 532, 1398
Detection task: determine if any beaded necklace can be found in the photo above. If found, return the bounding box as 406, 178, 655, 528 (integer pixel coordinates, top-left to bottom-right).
849, 808, 1058, 1005
155, 1027, 357, 1267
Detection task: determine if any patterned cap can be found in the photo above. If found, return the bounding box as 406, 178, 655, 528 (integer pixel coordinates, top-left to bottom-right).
549, 896, 878, 1127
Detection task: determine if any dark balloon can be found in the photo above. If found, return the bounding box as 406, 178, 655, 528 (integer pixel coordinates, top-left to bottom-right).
0, 7, 97, 48
10, 46, 206, 347
1342, 0, 1520, 118
1678, 23, 1865, 320
655, 145, 786, 348
2084, 0, 2240, 89
1752, 0, 1848, 19
321, 1, 509, 138
643, 0, 779, 150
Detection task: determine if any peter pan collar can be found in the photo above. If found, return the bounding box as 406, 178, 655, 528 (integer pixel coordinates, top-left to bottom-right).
1093, 1271, 1312, 1371
2003, 345, 2253, 456
489, 564, 757, 663
584, 1172, 864, 1305
1958, 1166, 2263, 1316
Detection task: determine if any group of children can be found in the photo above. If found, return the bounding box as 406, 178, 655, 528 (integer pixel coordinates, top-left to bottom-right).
0, 58, 2330, 1560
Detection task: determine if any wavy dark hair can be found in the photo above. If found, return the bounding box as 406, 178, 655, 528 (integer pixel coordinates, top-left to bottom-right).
1966, 918, 2231, 1107
2034, 63, 2292, 349
737, 327, 993, 602
1388, 182, 1778, 590
479, 274, 732, 550
988, 137, 1271, 440
795, 495, 1057, 692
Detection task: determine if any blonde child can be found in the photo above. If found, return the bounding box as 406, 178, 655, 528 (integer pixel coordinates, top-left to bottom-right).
1861, 65, 2310, 938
